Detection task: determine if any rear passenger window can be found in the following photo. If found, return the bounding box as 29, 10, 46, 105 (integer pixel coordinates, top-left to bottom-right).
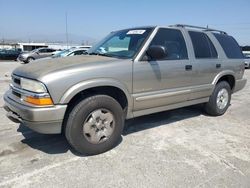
148, 28, 188, 60
189, 31, 218, 58
74, 51, 84, 55
213, 33, 243, 59
47, 49, 55, 53
39, 49, 47, 53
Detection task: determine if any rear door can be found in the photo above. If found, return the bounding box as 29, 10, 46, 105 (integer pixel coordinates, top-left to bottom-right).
37, 49, 49, 58
187, 31, 221, 100
133, 28, 193, 111
38, 48, 55, 58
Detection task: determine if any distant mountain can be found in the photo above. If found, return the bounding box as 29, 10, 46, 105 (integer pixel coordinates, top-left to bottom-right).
1, 33, 97, 45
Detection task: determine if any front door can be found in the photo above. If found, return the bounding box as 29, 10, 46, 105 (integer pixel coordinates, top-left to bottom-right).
133, 28, 193, 111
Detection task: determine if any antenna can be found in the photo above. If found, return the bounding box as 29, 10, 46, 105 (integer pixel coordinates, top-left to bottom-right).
65, 12, 69, 49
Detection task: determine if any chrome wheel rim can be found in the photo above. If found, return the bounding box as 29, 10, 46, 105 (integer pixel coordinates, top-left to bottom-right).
83, 109, 115, 144
28, 58, 34, 62
216, 88, 229, 110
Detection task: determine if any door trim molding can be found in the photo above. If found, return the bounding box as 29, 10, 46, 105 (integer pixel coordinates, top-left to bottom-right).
134, 84, 213, 102
132, 97, 209, 118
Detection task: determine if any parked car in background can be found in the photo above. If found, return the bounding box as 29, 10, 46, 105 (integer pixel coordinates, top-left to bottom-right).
0, 49, 22, 60
244, 57, 250, 69
52, 49, 63, 55
51, 48, 88, 58
76, 45, 92, 49
243, 51, 250, 68
18, 48, 56, 63
38, 48, 88, 61
4, 25, 246, 155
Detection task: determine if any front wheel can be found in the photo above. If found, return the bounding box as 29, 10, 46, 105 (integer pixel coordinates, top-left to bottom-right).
65, 95, 124, 155
27, 57, 34, 63
205, 81, 231, 116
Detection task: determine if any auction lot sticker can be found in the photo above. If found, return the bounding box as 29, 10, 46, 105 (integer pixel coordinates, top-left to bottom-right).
127, 30, 146, 35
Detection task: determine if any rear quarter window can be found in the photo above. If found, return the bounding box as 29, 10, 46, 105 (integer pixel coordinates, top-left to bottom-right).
189, 31, 218, 59
213, 33, 243, 59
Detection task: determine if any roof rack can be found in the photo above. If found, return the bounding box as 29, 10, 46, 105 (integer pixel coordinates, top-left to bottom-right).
170, 24, 227, 35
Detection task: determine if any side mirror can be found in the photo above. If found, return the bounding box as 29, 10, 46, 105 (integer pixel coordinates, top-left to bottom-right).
146, 45, 167, 60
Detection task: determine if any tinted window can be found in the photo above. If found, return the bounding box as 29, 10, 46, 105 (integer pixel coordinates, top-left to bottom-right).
148, 28, 188, 60
47, 49, 56, 53
39, 49, 55, 53
242, 46, 250, 51
189, 31, 218, 58
213, 33, 243, 59
38, 49, 47, 53
73, 50, 85, 55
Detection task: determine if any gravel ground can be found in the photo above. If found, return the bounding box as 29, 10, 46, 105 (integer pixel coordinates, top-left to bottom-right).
0, 61, 249, 188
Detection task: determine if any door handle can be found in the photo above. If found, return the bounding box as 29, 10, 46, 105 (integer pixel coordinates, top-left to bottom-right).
216, 64, 221, 68
185, 65, 192, 71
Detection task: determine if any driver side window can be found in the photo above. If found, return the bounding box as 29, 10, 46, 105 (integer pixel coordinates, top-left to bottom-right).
148, 28, 188, 60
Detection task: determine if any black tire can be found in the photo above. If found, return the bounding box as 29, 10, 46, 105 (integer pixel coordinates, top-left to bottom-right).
27, 57, 34, 63
205, 81, 231, 116
65, 95, 124, 155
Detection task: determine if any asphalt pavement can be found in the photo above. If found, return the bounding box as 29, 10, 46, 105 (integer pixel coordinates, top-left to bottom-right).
0, 61, 249, 187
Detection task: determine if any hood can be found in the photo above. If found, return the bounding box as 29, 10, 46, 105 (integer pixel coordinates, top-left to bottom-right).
19, 52, 30, 56
13, 55, 118, 80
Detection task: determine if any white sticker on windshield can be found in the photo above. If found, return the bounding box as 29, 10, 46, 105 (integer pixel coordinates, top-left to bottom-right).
127, 30, 146, 35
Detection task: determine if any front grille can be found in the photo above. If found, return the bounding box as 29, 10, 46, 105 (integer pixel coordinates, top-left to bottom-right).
11, 75, 21, 88
13, 77, 21, 85
11, 75, 22, 99
12, 90, 21, 98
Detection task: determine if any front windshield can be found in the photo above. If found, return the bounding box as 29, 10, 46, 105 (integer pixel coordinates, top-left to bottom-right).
31, 48, 39, 53
88, 27, 154, 58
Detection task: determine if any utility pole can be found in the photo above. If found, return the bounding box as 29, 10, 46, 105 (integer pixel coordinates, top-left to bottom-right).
65, 12, 69, 49
2, 37, 4, 48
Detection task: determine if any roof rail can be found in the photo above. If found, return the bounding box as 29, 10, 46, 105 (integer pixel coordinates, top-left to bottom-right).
170, 24, 227, 35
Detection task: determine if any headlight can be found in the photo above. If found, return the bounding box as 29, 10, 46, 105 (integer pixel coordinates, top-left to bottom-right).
20, 78, 47, 93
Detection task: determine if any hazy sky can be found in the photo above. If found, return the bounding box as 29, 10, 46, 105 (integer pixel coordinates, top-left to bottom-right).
0, 0, 250, 45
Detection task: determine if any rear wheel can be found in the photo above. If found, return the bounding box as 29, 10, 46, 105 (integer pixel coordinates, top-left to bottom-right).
65, 95, 124, 155
205, 81, 231, 116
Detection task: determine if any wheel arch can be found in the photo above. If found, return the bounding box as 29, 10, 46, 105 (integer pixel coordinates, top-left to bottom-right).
60, 78, 133, 118
212, 71, 236, 91
27, 56, 35, 60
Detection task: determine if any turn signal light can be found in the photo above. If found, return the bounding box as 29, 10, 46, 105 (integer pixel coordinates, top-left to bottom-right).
24, 96, 53, 106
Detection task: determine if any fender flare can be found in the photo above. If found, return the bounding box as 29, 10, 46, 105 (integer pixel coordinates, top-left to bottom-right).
59, 78, 133, 109
212, 70, 236, 86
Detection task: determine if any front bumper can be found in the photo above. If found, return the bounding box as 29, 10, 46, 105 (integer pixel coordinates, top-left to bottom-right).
17, 55, 27, 62
3, 91, 67, 134
234, 78, 247, 93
